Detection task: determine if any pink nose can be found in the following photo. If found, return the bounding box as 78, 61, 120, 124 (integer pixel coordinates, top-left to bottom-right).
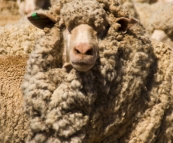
73, 43, 94, 56
24, 6, 35, 15
24, 9, 31, 14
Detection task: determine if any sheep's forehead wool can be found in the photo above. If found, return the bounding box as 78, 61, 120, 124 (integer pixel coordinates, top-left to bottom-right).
60, 0, 107, 30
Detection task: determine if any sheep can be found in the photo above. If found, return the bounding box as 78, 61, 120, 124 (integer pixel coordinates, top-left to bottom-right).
17, 0, 51, 15
0, 2, 172, 142
131, 2, 164, 31
117, 1, 162, 31
150, 30, 173, 47
119, 0, 156, 4
119, 0, 173, 45
157, 0, 173, 3
0, 16, 44, 143
119, 39, 173, 142
129, 0, 173, 46
20, 0, 173, 142
0, 55, 29, 143
0, 0, 21, 26
0, 17, 44, 55
17, 0, 59, 15
148, 2, 173, 47
133, 0, 173, 3
0, 16, 46, 143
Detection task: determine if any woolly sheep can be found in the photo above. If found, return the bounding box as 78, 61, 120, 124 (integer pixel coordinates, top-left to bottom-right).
150, 30, 173, 47
0, 18, 44, 55
119, 0, 156, 4
16, 0, 60, 15
157, 0, 173, 3
0, 17, 45, 141
132, 2, 163, 31
129, 0, 173, 3
148, 3, 173, 47
17, 0, 51, 15
20, 0, 173, 142
0, 18, 44, 143
129, 0, 173, 46
118, 1, 173, 48
0, 0, 21, 26
117, 1, 162, 30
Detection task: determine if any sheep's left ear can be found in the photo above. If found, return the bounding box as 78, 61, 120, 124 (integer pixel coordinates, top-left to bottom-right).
116, 17, 139, 32
27, 11, 57, 29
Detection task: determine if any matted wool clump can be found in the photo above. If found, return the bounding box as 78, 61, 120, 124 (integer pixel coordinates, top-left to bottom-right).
60, 0, 109, 32
21, 0, 173, 142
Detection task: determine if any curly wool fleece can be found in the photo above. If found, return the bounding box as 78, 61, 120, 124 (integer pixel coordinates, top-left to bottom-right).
22, 0, 173, 142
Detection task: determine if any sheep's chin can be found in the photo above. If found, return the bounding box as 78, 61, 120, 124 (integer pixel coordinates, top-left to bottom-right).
71, 62, 95, 72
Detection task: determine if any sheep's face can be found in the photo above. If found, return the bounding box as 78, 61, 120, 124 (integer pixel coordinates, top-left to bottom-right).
63, 24, 99, 72
17, 0, 45, 15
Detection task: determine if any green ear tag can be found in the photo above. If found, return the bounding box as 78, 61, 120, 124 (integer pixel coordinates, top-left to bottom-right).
31, 13, 40, 20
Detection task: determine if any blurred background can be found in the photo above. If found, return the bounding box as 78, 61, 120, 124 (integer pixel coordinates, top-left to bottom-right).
0, 0, 51, 26
0, 0, 21, 26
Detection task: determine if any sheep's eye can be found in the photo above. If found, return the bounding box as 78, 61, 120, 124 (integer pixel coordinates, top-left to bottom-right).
97, 32, 102, 37
97, 31, 107, 39
67, 26, 75, 33
60, 25, 66, 30
97, 25, 110, 39
67, 28, 71, 33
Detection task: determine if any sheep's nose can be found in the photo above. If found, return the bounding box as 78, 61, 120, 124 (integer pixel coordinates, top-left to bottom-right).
74, 43, 94, 56
24, 6, 35, 15
24, 9, 31, 14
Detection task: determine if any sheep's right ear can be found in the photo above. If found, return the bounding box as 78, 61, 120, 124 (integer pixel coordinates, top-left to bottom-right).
116, 17, 139, 32
27, 11, 57, 29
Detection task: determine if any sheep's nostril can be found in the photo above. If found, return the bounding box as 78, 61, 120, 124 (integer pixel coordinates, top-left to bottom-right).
74, 47, 93, 55
74, 48, 81, 54
85, 49, 93, 55
74, 43, 94, 56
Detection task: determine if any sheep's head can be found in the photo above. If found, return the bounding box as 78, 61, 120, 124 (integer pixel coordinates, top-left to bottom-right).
27, 0, 139, 72
62, 24, 99, 72
17, 0, 50, 15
